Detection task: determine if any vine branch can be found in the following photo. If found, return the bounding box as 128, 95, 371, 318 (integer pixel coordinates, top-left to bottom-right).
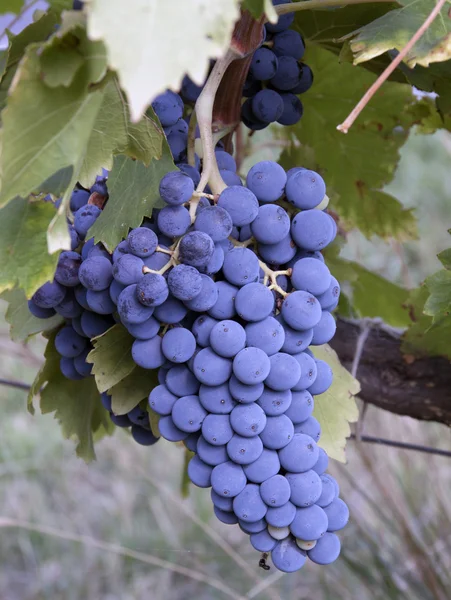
337, 0, 448, 133
349, 434, 451, 459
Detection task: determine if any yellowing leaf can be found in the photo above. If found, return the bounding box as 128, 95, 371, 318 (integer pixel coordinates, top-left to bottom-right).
312, 345, 360, 463
87, 0, 240, 121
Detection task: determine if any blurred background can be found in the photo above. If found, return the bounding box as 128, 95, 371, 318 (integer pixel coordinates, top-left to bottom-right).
0, 126, 450, 600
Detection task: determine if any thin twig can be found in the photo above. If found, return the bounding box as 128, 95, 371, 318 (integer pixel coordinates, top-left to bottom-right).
337, 0, 448, 133
0, 378, 31, 392
350, 434, 451, 458
0, 517, 243, 600
275, 0, 393, 15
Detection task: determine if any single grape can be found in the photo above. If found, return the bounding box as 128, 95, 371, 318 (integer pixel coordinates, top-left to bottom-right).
211, 461, 247, 497
211, 489, 234, 512
178, 163, 201, 187
220, 170, 242, 187
251, 204, 290, 245
222, 247, 260, 287
112, 254, 145, 286
100, 393, 112, 411
184, 431, 200, 452
291, 258, 331, 296
277, 315, 313, 354
202, 414, 233, 446
311, 311, 336, 345
246, 161, 287, 203
228, 375, 264, 404
312, 447, 329, 475
250, 47, 279, 80
167, 132, 187, 162
60, 357, 83, 380
27, 299, 56, 319
86, 289, 116, 315
243, 448, 280, 484
161, 327, 196, 363
291, 210, 334, 251
233, 483, 267, 522
55, 251, 82, 287
109, 413, 132, 428
198, 244, 224, 276
260, 475, 291, 507
217, 186, 259, 227
192, 315, 219, 347
167, 265, 202, 302
260, 414, 294, 450
70, 187, 90, 212
209, 320, 246, 358
316, 276, 340, 309
215, 150, 237, 172
241, 98, 267, 131
165, 365, 200, 396
250, 530, 278, 552
131, 425, 159, 446
125, 315, 160, 340
286, 470, 322, 507
157, 205, 191, 238
281, 290, 322, 331
266, 0, 294, 32
199, 383, 236, 414
294, 416, 321, 442
193, 347, 232, 386
230, 403, 267, 437
132, 336, 165, 369
32, 281, 66, 308
273, 30, 305, 59
279, 433, 319, 473
181, 75, 203, 102
128, 405, 151, 428
235, 283, 275, 322
194, 205, 233, 241
285, 169, 326, 210
214, 506, 239, 525
127, 227, 158, 258
79, 256, 113, 291
136, 273, 169, 307
152, 90, 184, 127
290, 63, 314, 95
87, 243, 111, 261
252, 89, 284, 124
80, 311, 113, 337
233, 347, 271, 385
196, 437, 228, 467
207, 281, 237, 320
113, 240, 130, 262
271, 537, 307, 573
307, 532, 341, 565
239, 519, 267, 534
258, 234, 297, 265
159, 171, 194, 205
153, 295, 188, 323
55, 326, 87, 358
54, 290, 83, 319
117, 284, 154, 324
266, 501, 296, 528
74, 205, 101, 238
264, 353, 301, 391
270, 56, 302, 91
171, 395, 207, 433
323, 498, 349, 531
257, 387, 292, 416
227, 434, 264, 465
292, 353, 317, 391
316, 474, 337, 507
179, 231, 215, 268
158, 415, 188, 442
308, 360, 333, 395
69, 225, 80, 251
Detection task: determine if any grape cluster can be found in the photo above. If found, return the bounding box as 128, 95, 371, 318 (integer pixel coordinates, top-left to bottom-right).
29, 159, 347, 572
242, 1, 313, 130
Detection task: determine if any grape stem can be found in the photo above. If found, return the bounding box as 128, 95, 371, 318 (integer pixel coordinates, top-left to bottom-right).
259, 263, 292, 297
195, 49, 238, 195
275, 0, 393, 15
187, 110, 198, 168
337, 0, 448, 133
156, 246, 173, 256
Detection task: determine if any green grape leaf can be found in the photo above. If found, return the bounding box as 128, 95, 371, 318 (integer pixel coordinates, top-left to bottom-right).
312, 345, 360, 463
78, 79, 164, 188
345, 0, 451, 69
241, 0, 277, 22
1, 288, 63, 342
0, 1, 24, 14
87, 0, 240, 120
326, 253, 412, 328
87, 324, 135, 393
109, 366, 158, 416
29, 331, 111, 462
0, 47, 104, 208
40, 13, 107, 88
438, 246, 451, 269
88, 148, 175, 251
279, 46, 418, 240
0, 197, 60, 296
403, 286, 451, 359
424, 269, 451, 321
0, 50, 7, 81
